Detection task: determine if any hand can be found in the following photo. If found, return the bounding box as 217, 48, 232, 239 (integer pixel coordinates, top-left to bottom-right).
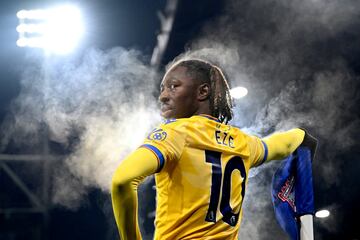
300, 128, 318, 160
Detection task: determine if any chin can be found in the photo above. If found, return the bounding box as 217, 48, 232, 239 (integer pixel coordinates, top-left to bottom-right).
161, 110, 175, 119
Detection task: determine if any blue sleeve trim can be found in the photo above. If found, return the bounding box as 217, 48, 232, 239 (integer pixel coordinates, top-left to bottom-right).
141, 144, 165, 172
259, 140, 268, 165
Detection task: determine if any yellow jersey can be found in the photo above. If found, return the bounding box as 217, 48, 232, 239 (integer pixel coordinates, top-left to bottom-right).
141, 114, 267, 240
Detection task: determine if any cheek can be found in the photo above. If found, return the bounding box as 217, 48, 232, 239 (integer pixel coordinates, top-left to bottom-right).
175, 91, 197, 108
176, 90, 195, 102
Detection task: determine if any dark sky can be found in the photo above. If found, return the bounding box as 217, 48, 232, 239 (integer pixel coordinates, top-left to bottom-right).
1, 1, 360, 240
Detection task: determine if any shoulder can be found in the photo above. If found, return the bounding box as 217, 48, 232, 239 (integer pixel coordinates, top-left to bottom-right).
230, 126, 256, 138
223, 124, 247, 138
159, 118, 190, 131
147, 119, 188, 141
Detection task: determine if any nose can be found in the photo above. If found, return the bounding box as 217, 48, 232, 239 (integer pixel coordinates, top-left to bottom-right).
159, 88, 170, 104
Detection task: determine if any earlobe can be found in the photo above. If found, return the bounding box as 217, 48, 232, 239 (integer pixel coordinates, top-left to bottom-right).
198, 84, 210, 101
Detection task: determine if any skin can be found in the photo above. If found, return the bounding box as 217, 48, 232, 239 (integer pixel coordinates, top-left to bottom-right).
159, 66, 212, 119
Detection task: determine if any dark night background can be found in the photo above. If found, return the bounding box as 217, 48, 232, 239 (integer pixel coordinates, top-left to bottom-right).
1, 0, 360, 239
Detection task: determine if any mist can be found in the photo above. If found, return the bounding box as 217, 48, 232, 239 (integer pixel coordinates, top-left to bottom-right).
1, 0, 360, 239
185, 0, 360, 238
1, 47, 161, 209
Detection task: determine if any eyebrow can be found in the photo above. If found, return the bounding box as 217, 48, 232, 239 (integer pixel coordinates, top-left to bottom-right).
160, 76, 181, 87
167, 76, 181, 82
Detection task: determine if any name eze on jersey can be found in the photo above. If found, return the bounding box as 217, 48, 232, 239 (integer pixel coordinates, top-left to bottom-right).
215, 130, 234, 148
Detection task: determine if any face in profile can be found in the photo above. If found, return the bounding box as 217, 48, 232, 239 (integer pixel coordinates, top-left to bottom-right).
159, 66, 200, 119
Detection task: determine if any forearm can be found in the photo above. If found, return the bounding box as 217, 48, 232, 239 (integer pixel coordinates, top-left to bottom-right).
111, 178, 143, 240
263, 128, 305, 161
111, 147, 159, 240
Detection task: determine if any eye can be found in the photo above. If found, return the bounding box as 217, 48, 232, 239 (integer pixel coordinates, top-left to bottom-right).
170, 84, 178, 91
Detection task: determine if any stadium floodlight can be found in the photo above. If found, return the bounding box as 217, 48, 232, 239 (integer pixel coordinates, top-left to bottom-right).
16, 5, 84, 54
230, 86, 248, 99
315, 209, 330, 218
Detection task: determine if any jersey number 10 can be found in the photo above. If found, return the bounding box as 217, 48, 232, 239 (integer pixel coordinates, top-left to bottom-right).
204, 150, 247, 227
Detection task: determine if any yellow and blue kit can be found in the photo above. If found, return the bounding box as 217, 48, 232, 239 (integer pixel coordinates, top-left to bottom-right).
111, 114, 305, 240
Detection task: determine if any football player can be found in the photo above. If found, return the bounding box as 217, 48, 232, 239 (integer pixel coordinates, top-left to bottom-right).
111, 59, 310, 239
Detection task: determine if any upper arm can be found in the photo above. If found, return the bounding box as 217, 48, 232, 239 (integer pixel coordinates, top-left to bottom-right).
249, 135, 268, 168
112, 122, 185, 188
141, 123, 185, 172
112, 147, 159, 187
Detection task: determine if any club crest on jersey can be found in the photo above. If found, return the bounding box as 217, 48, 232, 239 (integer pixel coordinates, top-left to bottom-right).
147, 128, 167, 141
277, 176, 296, 211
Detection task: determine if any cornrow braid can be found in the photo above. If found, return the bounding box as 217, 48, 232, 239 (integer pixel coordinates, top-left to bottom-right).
168, 59, 233, 123
209, 65, 233, 124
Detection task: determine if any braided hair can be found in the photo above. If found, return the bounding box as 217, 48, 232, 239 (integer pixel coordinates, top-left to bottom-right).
166, 59, 233, 123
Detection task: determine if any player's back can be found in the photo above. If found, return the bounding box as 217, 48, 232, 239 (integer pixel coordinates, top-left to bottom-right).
144, 115, 265, 240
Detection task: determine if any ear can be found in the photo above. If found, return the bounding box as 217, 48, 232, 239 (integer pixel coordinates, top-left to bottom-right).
197, 83, 210, 101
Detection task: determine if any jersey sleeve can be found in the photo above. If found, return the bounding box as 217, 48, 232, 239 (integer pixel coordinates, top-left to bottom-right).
111, 147, 159, 240
262, 128, 305, 161
140, 122, 186, 172
248, 135, 268, 168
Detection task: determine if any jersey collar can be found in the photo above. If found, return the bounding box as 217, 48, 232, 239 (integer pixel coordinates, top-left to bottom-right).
196, 114, 222, 123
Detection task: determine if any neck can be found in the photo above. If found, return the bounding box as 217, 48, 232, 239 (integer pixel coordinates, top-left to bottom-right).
193, 102, 213, 117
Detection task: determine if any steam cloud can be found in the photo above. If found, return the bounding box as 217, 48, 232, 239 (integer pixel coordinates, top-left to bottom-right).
184, 0, 360, 238
1, 0, 360, 239
1, 47, 161, 208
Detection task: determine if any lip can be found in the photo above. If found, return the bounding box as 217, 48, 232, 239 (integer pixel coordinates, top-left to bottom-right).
160, 104, 173, 117
160, 104, 172, 112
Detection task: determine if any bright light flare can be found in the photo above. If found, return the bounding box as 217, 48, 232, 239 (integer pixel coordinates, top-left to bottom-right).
17, 9, 48, 19
315, 209, 330, 218
230, 86, 248, 99
16, 5, 84, 54
16, 23, 47, 33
